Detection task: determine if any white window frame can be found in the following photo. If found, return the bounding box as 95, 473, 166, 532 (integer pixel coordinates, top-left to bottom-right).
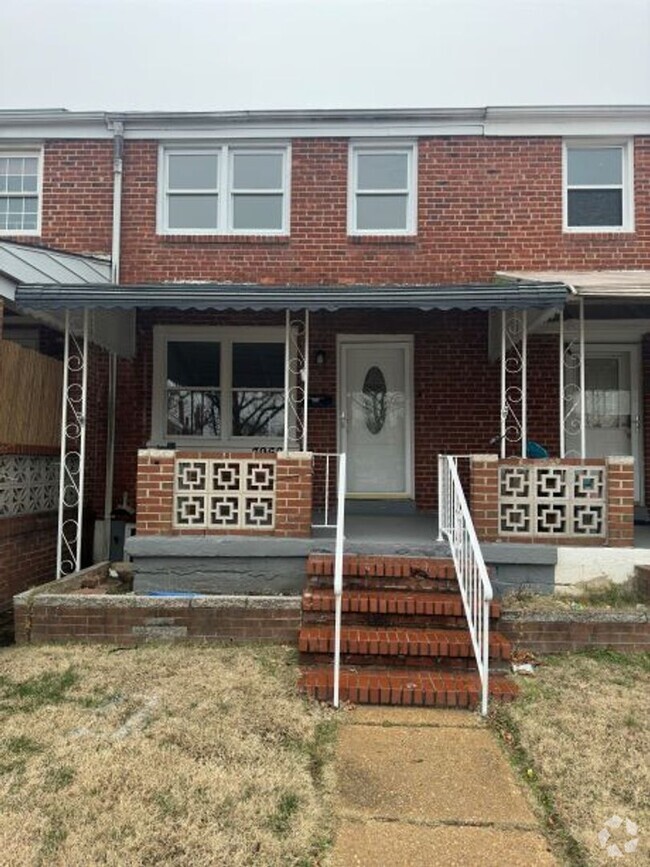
347, 141, 417, 236
157, 144, 291, 236
0, 147, 43, 236
562, 139, 634, 233
151, 325, 287, 447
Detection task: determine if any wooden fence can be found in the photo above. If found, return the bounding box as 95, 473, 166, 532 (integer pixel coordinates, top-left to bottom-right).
0, 340, 62, 447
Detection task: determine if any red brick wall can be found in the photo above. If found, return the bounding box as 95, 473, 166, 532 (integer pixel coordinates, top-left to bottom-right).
0, 512, 57, 616
14, 590, 300, 646
119, 137, 650, 285
501, 615, 650, 654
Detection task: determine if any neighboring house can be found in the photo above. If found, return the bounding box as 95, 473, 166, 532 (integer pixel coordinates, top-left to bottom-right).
0, 105, 649, 602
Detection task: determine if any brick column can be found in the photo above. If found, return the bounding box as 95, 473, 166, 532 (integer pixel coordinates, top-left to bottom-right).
275, 452, 313, 538
606, 456, 635, 547
469, 454, 499, 542
135, 449, 174, 535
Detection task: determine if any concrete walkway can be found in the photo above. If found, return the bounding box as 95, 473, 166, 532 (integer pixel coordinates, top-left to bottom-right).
331, 707, 557, 867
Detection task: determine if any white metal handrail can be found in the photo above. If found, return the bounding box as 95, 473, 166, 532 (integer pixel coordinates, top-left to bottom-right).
332, 453, 347, 708
311, 452, 339, 528
437, 454, 493, 716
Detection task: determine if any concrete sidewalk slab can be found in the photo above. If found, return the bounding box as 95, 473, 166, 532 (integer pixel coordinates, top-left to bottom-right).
337, 724, 538, 826
346, 707, 483, 728
331, 820, 557, 867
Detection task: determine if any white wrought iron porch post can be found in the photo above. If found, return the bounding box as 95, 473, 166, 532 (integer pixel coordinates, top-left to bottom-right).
302, 310, 309, 451
500, 311, 506, 458
559, 309, 565, 457
579, 297, 586, 459
283, 309, 290, 452
76, 309, 89, 568
56, 311, 71, 577
521, 309, 527, 458
56, 309, 89, 578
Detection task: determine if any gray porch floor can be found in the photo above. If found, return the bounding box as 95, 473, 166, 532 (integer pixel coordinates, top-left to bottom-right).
314, 511, 650, 552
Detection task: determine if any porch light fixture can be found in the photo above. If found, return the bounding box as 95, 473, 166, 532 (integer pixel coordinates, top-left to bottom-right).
314, 349, 326, 366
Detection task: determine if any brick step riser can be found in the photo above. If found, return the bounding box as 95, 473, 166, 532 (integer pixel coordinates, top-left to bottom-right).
301, 611, 498, 630
300, 653, 511, 673
300, 683, 516, 709
298, 639, 509, 662
307, 576, 460, 593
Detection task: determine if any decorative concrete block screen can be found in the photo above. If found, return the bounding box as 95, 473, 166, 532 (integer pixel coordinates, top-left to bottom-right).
0, 453, 59, 517
136, 449, 313, 538
175, 458, 276, 530
470, 455, 634, 547
499, 464, 606, 538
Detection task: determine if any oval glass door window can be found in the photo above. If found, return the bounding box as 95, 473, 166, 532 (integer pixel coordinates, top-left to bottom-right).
362, 366, 387, 434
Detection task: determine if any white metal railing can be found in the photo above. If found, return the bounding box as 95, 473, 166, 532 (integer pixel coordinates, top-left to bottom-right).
311, 452, 340, 528
437, 454, 493, 716
332, 452, 347, 708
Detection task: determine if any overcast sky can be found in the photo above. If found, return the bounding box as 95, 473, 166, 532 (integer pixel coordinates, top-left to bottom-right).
1, 0, 649, 112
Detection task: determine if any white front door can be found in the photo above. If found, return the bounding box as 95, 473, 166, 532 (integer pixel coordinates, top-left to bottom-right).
567, 345, 643, 502
339, 339, 413, 497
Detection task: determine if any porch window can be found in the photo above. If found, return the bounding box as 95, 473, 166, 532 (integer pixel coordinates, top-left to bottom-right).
159, 145, 290, 235
0, 151, 41, 234
563, 141, 633, 232
155, 328, 286, 444
348, 144, 416, 235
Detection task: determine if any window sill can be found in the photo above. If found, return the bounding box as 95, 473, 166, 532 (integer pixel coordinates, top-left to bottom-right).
349, 235, 417, 245
563, 228, 635, 238
160, 234, 291, 245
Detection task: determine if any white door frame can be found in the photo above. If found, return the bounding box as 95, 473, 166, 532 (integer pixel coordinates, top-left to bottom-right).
584, 343, 644, 504
337, 334, 415, 498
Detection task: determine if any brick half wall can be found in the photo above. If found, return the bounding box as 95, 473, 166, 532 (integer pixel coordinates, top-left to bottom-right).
136, 449, 313, 538
470, 455, 635, 547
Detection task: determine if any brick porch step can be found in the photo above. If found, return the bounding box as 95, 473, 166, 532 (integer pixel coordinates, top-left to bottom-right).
298, 625, 512, 661
298, 667, 518, 708
302, 588, 501, 620
306, 553, 460, 592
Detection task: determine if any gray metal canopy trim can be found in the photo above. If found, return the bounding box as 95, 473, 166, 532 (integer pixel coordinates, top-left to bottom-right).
15, 282, 567, 311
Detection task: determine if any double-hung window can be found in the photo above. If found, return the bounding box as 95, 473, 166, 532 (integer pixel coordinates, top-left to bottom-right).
160, 145, 289, 234
349, 144, 416, 235
563, 141, 633, 232
154, 328, 286, 444
0, 151, 41, 234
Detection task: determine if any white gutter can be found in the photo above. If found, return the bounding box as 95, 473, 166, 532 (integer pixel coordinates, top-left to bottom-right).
102, 119, 124, 556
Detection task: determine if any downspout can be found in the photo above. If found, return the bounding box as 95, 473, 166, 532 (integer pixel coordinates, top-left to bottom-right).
103, 118, 124, 558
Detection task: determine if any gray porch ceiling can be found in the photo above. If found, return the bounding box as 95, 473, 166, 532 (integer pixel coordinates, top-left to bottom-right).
14, 281, 568, 312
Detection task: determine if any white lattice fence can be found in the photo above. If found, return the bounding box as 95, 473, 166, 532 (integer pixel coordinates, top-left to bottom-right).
499, 463, 606, 538
0, 454, 60, 517
173, 458, 276, 530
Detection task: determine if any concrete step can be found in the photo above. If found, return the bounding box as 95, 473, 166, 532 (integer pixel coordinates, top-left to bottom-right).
298, 626, 512, 662
302, 588, 501, 624
298, 666, 518, 708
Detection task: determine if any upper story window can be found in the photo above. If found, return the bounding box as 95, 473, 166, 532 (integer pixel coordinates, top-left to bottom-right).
348, 143, 416, 235
563, 141, 634, 232
0, 151, 41, 235
159, 145, 290, 235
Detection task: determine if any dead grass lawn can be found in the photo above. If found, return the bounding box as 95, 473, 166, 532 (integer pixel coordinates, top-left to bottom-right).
0, 643, 336, 867
492, 651, 650, 866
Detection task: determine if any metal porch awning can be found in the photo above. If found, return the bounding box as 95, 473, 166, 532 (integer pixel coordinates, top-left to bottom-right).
497, 269, 650, 298
14, 280, 568, 313
0, 240, 135, 357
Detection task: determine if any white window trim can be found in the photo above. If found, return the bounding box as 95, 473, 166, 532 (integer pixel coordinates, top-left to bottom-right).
157, 143, 291, 236
151, 325, 287, 447
562, 139, 634, 234
347, 141, 417, 236
0, 146, 43, 237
